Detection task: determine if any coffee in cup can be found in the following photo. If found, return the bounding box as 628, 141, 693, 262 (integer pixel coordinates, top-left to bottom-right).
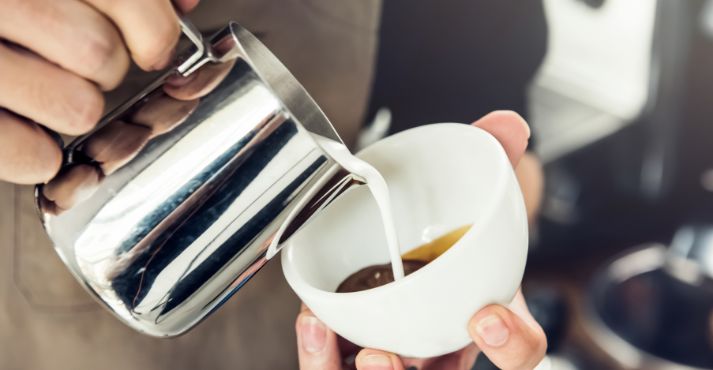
336, 225, 472, 293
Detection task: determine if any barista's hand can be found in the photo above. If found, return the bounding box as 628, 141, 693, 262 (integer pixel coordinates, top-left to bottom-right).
297, 291, 546, 370
0, 0, 200, 184
296, 111, 547, 370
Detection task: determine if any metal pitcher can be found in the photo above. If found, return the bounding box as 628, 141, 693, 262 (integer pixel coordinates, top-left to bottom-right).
35, 20, 357, 337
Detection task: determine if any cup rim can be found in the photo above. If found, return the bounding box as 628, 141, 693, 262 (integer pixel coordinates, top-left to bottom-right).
282, 123, 512, 299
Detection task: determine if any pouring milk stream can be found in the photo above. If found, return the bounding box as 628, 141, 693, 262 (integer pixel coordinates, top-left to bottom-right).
311, 135, 406, 280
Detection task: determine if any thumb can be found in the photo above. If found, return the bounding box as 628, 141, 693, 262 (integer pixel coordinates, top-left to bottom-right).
472, 110, 530, 167
296, 309, 343, 370
467, 292, 547, 370
355, 349, 406, 370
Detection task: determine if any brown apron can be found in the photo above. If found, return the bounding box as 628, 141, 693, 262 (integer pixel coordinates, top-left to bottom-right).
0, 1, 380, 369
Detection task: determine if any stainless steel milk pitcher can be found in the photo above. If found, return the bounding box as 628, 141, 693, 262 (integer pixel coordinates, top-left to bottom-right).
35, 20, 357, 337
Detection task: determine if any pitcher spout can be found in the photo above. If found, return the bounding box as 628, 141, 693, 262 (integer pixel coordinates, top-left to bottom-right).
267, 167, 365, 259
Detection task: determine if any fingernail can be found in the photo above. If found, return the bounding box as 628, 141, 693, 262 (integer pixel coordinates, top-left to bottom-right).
299, 314, 327, 353
361, 354, 393, 370
476, 314, 510, 347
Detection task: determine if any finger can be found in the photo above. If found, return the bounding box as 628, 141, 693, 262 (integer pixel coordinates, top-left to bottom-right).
303, 302, 361, 361
508, 290, 544, 332
417, 344, 480, 370
173, 0, 200, 13
455, 344, 481, 370
472, 111, 530, 167
355, 349, 406, 370
0, 0, 130, 90
0, 111, 62, 184
296, 310, 342, 370
515, 153, 544, 223
83, 0, 181, 70
0, 43, 104, 135
468, 302, 547, 370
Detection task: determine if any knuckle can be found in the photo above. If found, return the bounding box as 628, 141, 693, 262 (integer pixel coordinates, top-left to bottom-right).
74, 86, 105, 132
37, 141, 63, 183
58, 82, 104, 135
78, 28, 116, 77
102, 49, 130, 90
135, 20, 180, 68
21, 150, 61, 185
0, 112, 62, 184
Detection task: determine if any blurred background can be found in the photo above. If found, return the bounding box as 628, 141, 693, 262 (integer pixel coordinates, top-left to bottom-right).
364, 0, 713, 368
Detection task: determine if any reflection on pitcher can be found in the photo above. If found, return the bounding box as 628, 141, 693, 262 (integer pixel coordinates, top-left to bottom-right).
37, 59, 237, 216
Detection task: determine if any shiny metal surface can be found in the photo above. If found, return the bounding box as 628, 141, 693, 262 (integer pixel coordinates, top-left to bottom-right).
583, 245, 713, 370
35, 22, 353, 336
665, 225, 713, 284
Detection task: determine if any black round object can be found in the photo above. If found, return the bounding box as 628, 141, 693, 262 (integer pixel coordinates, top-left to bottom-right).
589, 246, 713, 369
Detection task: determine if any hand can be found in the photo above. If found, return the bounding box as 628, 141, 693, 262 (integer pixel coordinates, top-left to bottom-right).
296, 111, 547, 370
38, 57, 236, 215
0, 0, 200, 184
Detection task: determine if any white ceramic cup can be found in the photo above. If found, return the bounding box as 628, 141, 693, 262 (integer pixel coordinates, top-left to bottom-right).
282, 123, 528, 358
